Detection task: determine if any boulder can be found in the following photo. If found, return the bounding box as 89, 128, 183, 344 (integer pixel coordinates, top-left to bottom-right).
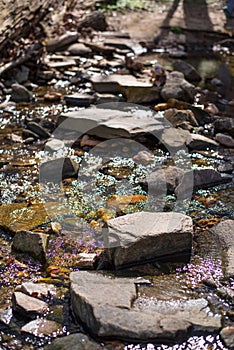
21, 319, 63, 338
44, 333, 102, 350
210, 220, 234, 278
10, 83, 32, 102
12, 292, 48, 316
12, 230, 48, 263
103, 211, 193, 268
161, 71, 196, 103
173, 60, 201, 82
70, 271, 221, 342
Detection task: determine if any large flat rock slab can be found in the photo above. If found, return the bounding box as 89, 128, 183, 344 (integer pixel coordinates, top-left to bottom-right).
58, 106, 165, 140
103, 212, 193, 268
70, 271, 221, 342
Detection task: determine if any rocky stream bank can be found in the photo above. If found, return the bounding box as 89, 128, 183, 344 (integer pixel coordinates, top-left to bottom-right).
0, 1, 234, 349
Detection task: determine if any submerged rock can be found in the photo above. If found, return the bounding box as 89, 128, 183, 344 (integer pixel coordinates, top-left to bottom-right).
103, 211, 193, 268
70, 271, 221, 342
12, 230, 48, 263
21, 319, 63, 338
12, 292, 48, 316
40, 157, 79, 182
210, 220, 234, 278
44, 333, 102, 350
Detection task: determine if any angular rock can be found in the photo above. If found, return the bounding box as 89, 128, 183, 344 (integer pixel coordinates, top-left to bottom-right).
16, 282, 56, 299
40, 157, 79, 182
27, 122, 51, 139
144, 166, 184, 194
45, 138, 65, 152
103, 212, 193, 268
95, 93, 120, 104
132, 150, 154, 165
78, 11, 108, 31
44, 333, 102, 350
160, 127, 190, 149
175, 168, 232, 198
173, 60, 201, 82
10, 83, 32, 102
64, 93, 95, 107
210, 220, 234, 278
70, 271, 221, 342
164, 108, 198, 129
12, 292, 48, 316
215, 133, 234, 147
220, 326, 234, 348
67, 43, 92, 56
76, 252, 97, 269
161, 71, 196, 103
46, 31, 79, 52
47, 59, 76, 70
58, 106, 165, 140
12, 231, 48, 263
21, 319, 63, 338
186, 133, 218, 150
0, 307, 13, 325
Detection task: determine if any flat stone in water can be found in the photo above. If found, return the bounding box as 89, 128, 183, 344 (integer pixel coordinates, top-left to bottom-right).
104, 211, 193, 268
12, 292, 48, 316
70, 271, 221, 342
21, 319, 63, 338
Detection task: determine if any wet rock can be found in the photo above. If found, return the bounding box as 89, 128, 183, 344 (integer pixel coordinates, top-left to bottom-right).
210, 220, 234, 278
161, 71, 196, 103
16, 282, 56, 299
186, 133, 219, 150
46, 31, 79, 52
40, 157, 79, 182
21, 319, 63, 338
78, 11, 108, 32
175, 168, 232, 198
215, 133, 234, 147
44, 333, 102, 350
164, 108, 198, 129
64, 93, 95, 107
173, 60, 201, 82
12, 292, 48, 316
27, 122, 51, 139
70, 271, 221, 342
214, 117, 234, 138
220, 327, 234, 348
67, 43, 92, 56
12, 230, 48, 263
104, 212, 193, 268
45, 138, 65, 152
10, 83, 32, 102
59, 106, 165, 140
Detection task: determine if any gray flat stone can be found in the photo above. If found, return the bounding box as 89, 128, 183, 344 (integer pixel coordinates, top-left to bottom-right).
64, 93, 95, 107
210, 220, 234, 278
67, 43, 92, 56
104, 211, 193, 268
16, 282, 56, 299
21, 319, 63, 338
70, 271, 221, 342
12, 292, 48, 316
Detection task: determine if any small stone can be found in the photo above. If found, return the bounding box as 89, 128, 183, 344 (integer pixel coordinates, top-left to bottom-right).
215, 117, 234, 138
173, 60, 201, 82
0, 307, 13, 325
76, 252, 97, 269
10, 83, 32, 102
95, 93, 120, 104
21, 319, 63, 338
78, 11, 108, 31
67, 43, 92, 56
186, 133, 218, 150
46, 31, 79, 52
16, 282, 56, 299
215, 133, 234, 147
161, 71, 196, 103
12, 292, 48, 316
12, 231, 48, 263
220, 327, 234, 348
132, 151, 154, 165
45, 139, 65, 152
44, 333, 102, 350
164, 108, 198, 128
50, 222, 62, 235
39, 157, 79, 182
64, 93, 95, 107
27, 122, 51, 139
